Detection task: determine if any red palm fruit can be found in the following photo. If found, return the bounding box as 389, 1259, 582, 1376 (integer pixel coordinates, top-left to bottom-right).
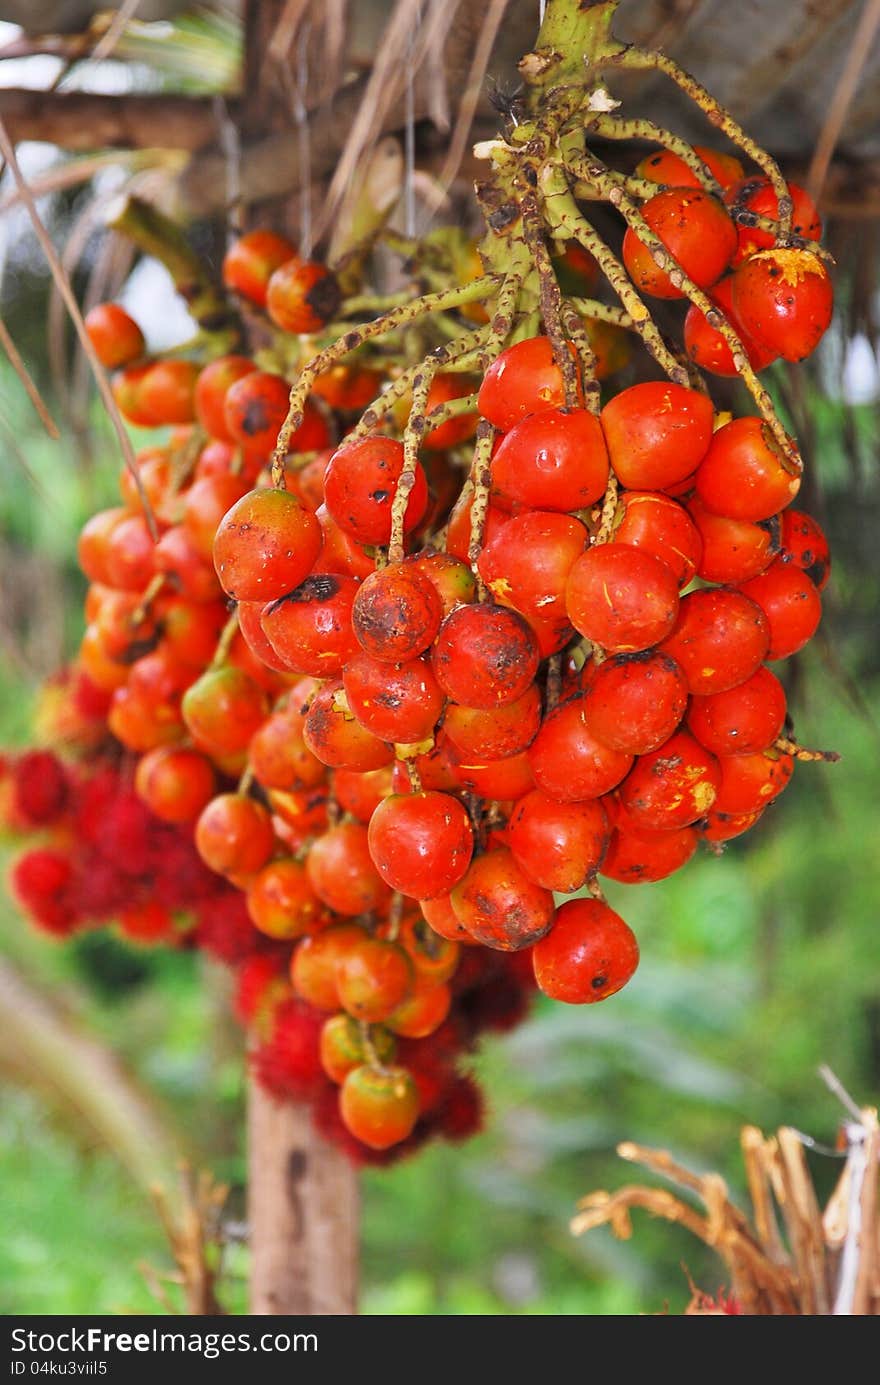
266, 258, 341, 334
687, 496, 778, 584
442, 685, 541, 760
92, 588, 158, 661
181, 666, 268, 755
339, 1064, 420, 1150
422, 372, 479, 450
85, 302, 145, 368
223, 371, 307, 457
118, 446, 174, 517
194, 439, 240, 480
683, 274, 776, 376
431, 604, 539, 710
222, 229, 298, 306
392, 913, 460, 983
154, 526, 221, 603
737, 558, 822, 659
333, 766, 394, 823
212, 488, 322, 602
636, 144, 744, 190
695, 417, 801, 522
113, 361, 161, 426
600, 821, 698, 883
527, 695, 633, 802
601, 382, 715, 490
77, 507, 127, 585
336, 937, 415, 1023
386, 979, 452, 1038
306, 821, 391, 915
248, 707, 325, 791
323, 437, 428, 545
420, 893, 474, 943
138, 360, 199, 425
104, 513, 156, 592
314, 503, 376, 580
245, 858, 324, 939
478, 511, 587, 625
78, 627, 132, 692
237, 599, 296, 673
108, 686, 184, 752
342, 652, 444, 744
490, 408, 609, 511
134, 745, 215, 823
367, 791, 473, 898
506, 790, 609, 892
289, 450, 329, 512
408, 551, 477, 619
711, 748, 794, 815
182, 473, 250, 561
451, 847, 555, 951
320, 1015, 396, 1084
584, 651, 689, 754
622, 188, 737, 299
532, 898, 639, 1003
612, 490, 702, 587
118, 901, 175, 945
262, 573, 360, 676
779, 510, 830, 591
267, 786, 328, 840
565, 544, 680, 653
312, 364, 383, 412
731, 248, 833, 362
687, 666, 787, 756
303, 682, 393, 772
444, 490, 512, 563
194, 355, 256, 441
291, 922, 368, 1010
390, 742, 458, 795
618, 729, 721, 829
448, 747, 536, 801
724, 176, 821, 263
352, 564, 442, 663
195, 792, 275, 876
658, 588, 770, 694
700, 808, 764, 842
477, 336, 582, 431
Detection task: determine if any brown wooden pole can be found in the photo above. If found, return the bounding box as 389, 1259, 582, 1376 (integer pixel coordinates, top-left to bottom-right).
247, 1075, 359, 1315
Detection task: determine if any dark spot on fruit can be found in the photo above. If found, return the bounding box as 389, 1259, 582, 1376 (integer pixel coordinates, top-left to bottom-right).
591, 973, 607, 990
290, 574, 341, 602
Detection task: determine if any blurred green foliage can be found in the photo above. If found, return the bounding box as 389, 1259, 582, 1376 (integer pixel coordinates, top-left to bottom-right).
0, 340, 877, 1315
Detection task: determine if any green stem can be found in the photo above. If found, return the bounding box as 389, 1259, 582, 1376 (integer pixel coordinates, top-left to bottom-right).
587, 115, 724, 196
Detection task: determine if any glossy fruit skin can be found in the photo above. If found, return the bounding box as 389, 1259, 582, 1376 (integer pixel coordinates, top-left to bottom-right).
687, 496, 778, 584
585, 651, 689, 755
700, 807, 764, 842
600, 815, 699, 883
139, 360, 200, 425
223, 370, 291, 456
451, 847, 555, 951
319, 1015, 396, 1085
104, 513, 156, 592
683, 275, 777, 376
732, 249, 833, 363
711, 748, 794, 815
194, 355, 256, 442
112, 362, 156, 426
448, 747, 535, 802
442, 685, 541, 760
636, 144, 744, 190
134, 745, 216, 824
245, 858, 324, 939
532, 899, 639, 1003
262, 573, 360, 677
194, 793, 275, 877
292, 922, 368, 1010
237, 599, 296, 673
212, 488, 322, 603
222, 229, 298, 307
445, 491, 512, 563
154, 526, 221, 604
393, 913, 460, 983
737, 558, 822, 660
477, 336, 575, 432
527, 695, 633, 802
336, 938, 414, 1023
613, 492, 702, 587
779, 510, 830, 591
182, 666, 268, 755
386, 978, 452, 1039
266, 258, 341, 334
368, 791, 473, 898
352, 564, 442, 663
339, 1064, 420, 1150
409, 551, 476, 619
490, 408, 609, 511
478, 510, 586, 628
419, 893, 473, 943
303, 682, 393, 772
184, 474, 250, 562
658, 588, 770, 694
506, 791, 609, 893
342, 652, 444, 745
687, 665, 787, 755
723, 177, 821, 264
617, 729, 721, 829
601, 383, 715, 490
85, 303, 144, 368
323, 437, 428, 546
565, 544, 680, 653
622, 188, 737, 299
306, 821, 391, 916
431, 604, 539, 710
332, 766, 394, 823
249, 707, 325, 792
313, 364, 383, 412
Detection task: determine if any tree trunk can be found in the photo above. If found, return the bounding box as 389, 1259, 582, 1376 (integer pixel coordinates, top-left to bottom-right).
247, 1074, 360, 1315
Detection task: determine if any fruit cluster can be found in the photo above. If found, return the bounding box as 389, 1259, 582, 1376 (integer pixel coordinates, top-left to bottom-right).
5, 105, 836, 1154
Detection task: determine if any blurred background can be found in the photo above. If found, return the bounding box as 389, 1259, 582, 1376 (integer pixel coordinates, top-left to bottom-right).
0, 0, 878, 1315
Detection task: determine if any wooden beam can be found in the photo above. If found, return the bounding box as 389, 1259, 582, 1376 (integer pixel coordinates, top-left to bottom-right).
0, 87, 228, 152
